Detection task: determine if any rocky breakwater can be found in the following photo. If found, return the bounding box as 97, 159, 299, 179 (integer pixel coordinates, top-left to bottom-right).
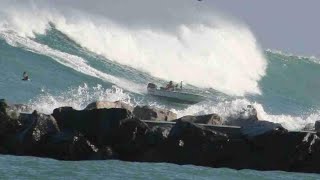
1, 99, 320, 173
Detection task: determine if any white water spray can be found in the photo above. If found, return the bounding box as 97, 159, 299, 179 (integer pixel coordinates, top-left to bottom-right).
0, 0, 267, 96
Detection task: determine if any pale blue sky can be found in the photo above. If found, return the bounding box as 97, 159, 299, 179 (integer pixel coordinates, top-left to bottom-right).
207, 1, 320, 57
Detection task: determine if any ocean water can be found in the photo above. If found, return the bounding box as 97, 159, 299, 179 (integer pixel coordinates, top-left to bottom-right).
1, 155, 319, 180
1, 0, 320, 179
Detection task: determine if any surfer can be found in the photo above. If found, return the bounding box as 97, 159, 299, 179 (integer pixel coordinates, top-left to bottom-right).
22, 71, 29, 81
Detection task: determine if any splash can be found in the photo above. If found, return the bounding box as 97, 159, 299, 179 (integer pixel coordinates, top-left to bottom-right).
174, 98, 319, 131
0, 0, 267, 96
28, 84, 134, 114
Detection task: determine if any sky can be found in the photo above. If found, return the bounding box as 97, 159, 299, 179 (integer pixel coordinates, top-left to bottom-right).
207, 1, 320, 57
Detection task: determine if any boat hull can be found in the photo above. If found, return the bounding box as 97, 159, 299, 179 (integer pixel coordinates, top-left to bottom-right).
147, 89, 206, 104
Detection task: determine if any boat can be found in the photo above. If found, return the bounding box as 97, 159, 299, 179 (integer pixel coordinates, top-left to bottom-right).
147, 83, 206, 104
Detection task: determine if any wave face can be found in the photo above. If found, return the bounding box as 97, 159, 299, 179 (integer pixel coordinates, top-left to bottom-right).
0, 0, 266, 96
0, 0, 320, 131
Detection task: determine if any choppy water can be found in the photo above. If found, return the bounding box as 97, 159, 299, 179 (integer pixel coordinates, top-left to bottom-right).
1, 155, 319, 180
0, 0, 320, 178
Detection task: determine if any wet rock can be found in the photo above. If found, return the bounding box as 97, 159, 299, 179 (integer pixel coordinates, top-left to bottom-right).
52, 107, 133, 145
315, 121, 320, 132
145, 126, 171, 146
3, 111, 61, 155
302, 123, 315, 131
0, 99, 21, 136
154, 120, 231, 165
173, 114, 223, 125
225, 105, 259, 127
85, 101, 134, 112
133, 105, 177, 121
38, 132, 103, 160
240, 120, 284, 137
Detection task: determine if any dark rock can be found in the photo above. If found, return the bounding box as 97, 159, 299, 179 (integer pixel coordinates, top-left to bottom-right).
150, 120, 231, 165
2, 99, 320, 173
173, 114, 223, 125
225, 105, 259, 126
246, 128, 309, 171
315, 121, 320, 132
302, 123, 315, 131
52, 107, 148, 149
133, 105, 177, 121
2, 111, 61, 155
145, 126, 171, 146
38, 131, 102, 160
0, 99, 21, 136
93, 146, 118, 160
8, 104, 33, 113
111, 118, 150, 160
240, 120, 284, 137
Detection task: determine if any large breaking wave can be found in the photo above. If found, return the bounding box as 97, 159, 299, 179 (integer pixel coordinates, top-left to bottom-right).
0, 0, 267, 96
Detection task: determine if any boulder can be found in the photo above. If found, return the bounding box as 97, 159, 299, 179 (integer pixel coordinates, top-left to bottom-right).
18, 111, 60, 143
240, 120, 284, 137
133, 105, 177, 121
302, 123, 315, 131
38, 131, 104, 160
85, 101, 134, 112
110, 117, 150, 160
173, 114, 223, 125
247, 128, 311, 171
0, 99, 21, 136
153, 120, 231, 165
315, 121, 320, 132
52, 107, 145, 147
145, 126, 171, 146
2, 111, 61, 155
224, 105, 259, 127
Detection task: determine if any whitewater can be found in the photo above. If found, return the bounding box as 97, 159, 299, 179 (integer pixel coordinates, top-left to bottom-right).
1, 0, 320, 178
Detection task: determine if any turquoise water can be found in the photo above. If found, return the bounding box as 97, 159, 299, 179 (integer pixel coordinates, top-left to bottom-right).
1, 155, 319, 180
1, 1, 320, 178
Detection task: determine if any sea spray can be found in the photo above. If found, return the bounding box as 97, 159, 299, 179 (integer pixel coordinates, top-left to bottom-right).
0, 0, 267, 96
28, 84, 133, 114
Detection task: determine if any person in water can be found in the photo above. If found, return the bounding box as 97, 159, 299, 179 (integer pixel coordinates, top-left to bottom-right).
165, 81, 174, 90
22, 71, 29, 81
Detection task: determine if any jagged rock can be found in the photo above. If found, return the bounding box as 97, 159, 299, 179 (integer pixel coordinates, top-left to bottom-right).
3, 98, 320, 173
150, 120, 231, 165
133, 105, 177, 121
225, 105, 259, 127
93, 146, 118, 160
291, 133, 320, 173
0, 99, 21, 136
52, 107, 148, 149
246, 128, 313, 171
145, 126, 171, 146
1, 111, 61, 155
110, 117, 150, 160
173, 114, 223, 125
315, 121, 320, 132
302, 123, 315, 131
85, 101, 134, 112
38, 132, 103, 160
240, 120, 284, 137
18, 111, 60, 143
